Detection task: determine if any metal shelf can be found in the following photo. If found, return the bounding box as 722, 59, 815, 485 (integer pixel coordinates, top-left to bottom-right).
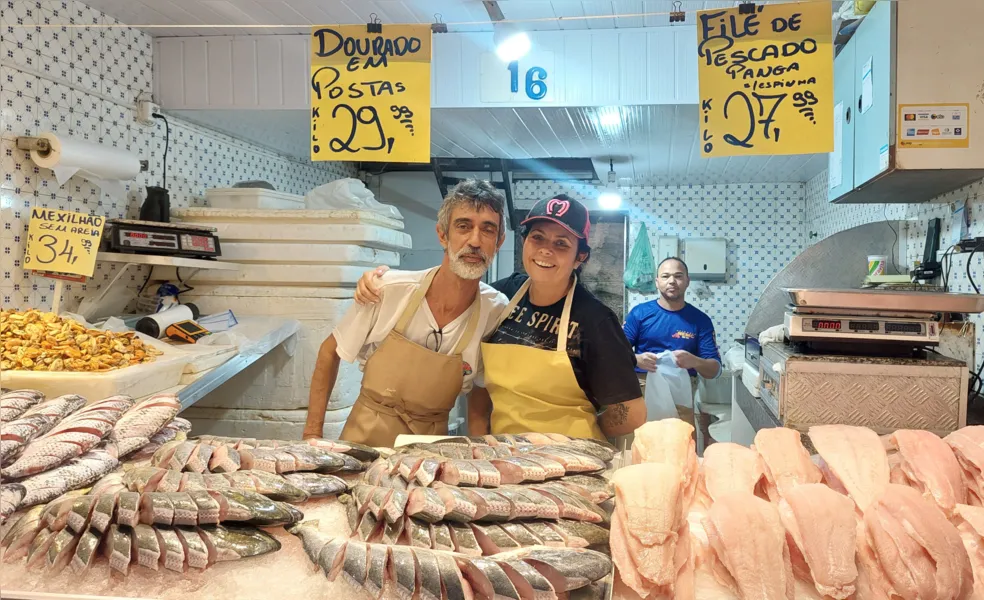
96, 252, 240, 271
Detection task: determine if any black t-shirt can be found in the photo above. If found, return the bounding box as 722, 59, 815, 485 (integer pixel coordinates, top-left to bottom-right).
486, 273, 642, 410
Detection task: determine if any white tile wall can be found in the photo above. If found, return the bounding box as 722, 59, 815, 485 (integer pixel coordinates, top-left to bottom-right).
0, 0, 357, 311
513, 180, 807, 352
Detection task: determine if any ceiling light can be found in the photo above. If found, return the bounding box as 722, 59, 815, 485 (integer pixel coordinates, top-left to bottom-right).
494, 29, 531, 62
599, 191, 622, 210
599, 110, 621, 128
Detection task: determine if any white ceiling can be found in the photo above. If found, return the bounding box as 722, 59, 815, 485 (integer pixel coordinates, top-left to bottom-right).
172, 106, 827, 184
83, 0, 806, 36
108, 1, 831, 185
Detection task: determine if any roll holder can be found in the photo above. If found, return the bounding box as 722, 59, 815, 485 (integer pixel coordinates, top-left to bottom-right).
15, 136, 149, 172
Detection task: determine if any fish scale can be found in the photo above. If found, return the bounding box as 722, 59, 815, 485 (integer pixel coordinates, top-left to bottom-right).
19, 449, 119, 509
3, 426, 113, 479
112, 394, 181, 458
70, 528, 101, 574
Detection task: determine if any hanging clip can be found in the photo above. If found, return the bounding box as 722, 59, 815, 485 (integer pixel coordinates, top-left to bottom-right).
431, 13, 447, 34
738, 2, 757, 15
669, 2, 685, 23
367, 13, 382, 34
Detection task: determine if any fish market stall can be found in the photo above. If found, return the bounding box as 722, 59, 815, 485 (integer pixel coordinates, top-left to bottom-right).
5, 420, 984, 600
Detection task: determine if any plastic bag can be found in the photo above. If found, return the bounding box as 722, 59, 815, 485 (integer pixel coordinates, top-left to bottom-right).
624, 223, 657, 292
644, 352, 694, 421
305, 178, 403, 220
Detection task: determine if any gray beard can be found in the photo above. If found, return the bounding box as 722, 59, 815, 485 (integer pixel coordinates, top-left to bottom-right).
449, 252, 489, 280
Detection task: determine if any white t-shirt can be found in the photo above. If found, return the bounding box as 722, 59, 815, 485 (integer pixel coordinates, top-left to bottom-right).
332, 269, 509, 394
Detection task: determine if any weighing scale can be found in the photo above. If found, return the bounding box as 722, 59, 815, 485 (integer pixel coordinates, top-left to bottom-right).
102, 219, 222, 259
784, 309, 941, 345
782, 288, 984, 352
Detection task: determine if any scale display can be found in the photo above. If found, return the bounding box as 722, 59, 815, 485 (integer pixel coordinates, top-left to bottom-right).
104, 220, 221, 259
785, 312, 940, 343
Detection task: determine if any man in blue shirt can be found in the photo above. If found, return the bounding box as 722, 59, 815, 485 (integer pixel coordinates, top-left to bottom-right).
623, 257, 722, 380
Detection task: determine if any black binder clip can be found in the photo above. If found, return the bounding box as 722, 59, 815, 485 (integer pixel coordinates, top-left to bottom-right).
431, 13, 448, 34
669, 1, 685, 23
367, 13, 382, 34
738, 2, 756, 14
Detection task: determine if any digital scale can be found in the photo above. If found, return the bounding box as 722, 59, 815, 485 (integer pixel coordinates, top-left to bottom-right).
102, 219, 221, 259
784, 310, 941, 344
782, 288, 984, 351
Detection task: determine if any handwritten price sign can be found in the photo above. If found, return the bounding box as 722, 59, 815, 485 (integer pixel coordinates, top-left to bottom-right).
23, 208, 105, 277
697, 1, 833, 157
310, 24, 432, 163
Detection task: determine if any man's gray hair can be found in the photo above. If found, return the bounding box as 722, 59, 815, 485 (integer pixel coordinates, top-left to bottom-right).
437, 179, 507, 241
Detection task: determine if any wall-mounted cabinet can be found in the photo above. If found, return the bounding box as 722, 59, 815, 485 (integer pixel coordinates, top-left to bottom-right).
829, 0, 984, 204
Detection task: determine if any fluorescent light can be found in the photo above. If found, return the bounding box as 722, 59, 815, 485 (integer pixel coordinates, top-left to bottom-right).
598, 191, 622, 210
599, 110, 621, 128
495, 31, 531, 62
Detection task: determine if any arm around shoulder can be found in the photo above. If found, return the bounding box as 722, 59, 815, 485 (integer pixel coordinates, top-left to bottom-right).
467, 386, 493, 436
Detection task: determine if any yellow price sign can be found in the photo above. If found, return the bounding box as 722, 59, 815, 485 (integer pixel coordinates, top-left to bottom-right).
23, 208, 105, 277
697, 1, 833, 157
310, 24, 432, 163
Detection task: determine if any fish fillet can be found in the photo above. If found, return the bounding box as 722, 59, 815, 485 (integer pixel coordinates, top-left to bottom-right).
610, 463, 686, 597
955, 504, 984, 600
809, 425, 889, 512
945, 427, 984, 506
632, 418, 698, 506
698, 442, 768, 504
889, 429, 966, 517
753, 427, 821, 501
864, 484, 974, 600
703, 491, 794, 600
778, 483, 857, 599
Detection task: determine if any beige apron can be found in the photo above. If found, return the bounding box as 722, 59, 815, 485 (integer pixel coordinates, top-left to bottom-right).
339, 267, 481, 447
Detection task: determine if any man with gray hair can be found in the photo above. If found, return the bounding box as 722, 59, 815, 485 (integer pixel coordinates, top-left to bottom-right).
303, 179, 509, 447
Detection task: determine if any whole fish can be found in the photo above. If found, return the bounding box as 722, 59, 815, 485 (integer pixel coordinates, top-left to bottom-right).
21, 394, 87, 422
1, 483, 26, 522
112, 394, 181, 458
0, 390, 44, 423
200, 524, 281, 562
1, 414, 57, 463
2, 397, 129, 478
197, 435, 379, 462
292, 524, 613, 600
18, 449, 119, 509
283, 472, 349, 498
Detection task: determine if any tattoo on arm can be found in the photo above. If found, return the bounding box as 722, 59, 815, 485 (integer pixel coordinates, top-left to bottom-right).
604, 403, 629, 426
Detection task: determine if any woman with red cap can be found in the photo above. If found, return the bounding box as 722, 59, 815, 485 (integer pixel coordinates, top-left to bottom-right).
354, 194, 646, 441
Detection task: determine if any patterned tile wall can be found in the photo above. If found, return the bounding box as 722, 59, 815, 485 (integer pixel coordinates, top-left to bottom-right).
0, 0, 357, 311
513, 180, 807, 353
804, 169, 984, 361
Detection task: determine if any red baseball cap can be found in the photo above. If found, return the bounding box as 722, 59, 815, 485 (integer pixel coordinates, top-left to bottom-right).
521, 194, 591, 239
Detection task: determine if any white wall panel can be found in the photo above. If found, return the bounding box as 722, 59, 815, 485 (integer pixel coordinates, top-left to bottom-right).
182, 38, 209, 106
156, 27, 700, 110
206, 39, 234, 106
231, 38, 258, 106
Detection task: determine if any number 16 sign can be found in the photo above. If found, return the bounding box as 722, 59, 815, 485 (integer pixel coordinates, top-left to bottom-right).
696, 1, 833, 157
24, 208, 105, 278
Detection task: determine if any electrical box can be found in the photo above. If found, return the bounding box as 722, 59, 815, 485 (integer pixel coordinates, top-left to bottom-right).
656, 236, 678, 262
684, 238, 726, 281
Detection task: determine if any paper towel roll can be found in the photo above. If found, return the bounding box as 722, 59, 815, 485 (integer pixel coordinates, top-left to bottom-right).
30, 132, 141, 201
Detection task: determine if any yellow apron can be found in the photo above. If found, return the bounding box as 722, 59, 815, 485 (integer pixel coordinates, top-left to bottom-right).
481, 276, 605, 440
340, 267, 481, 448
